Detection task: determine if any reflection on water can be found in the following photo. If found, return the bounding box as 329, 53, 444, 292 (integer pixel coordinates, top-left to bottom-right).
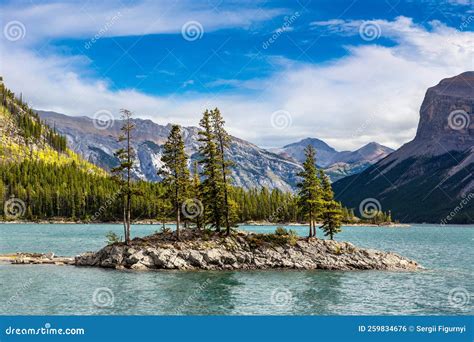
0, 224, 473, 315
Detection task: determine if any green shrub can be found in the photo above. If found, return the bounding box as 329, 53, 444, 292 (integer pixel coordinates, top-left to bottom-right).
160, 226, 172, 234
274, 226, 288, 236
332, 244, 342, 255
288, 229, 299, 246
105, 231, 121, 245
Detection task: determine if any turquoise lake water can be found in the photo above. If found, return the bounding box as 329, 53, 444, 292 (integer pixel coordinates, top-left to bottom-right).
0, 223, 472, 315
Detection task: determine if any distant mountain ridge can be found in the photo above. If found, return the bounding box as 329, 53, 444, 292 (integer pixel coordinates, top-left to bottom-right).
273, 138, 394, 167
271, 138, 337, 167
333, 72, 474, 223
38, 111, 393, 190
272, 138, 394, 181
38, 111, 302, 191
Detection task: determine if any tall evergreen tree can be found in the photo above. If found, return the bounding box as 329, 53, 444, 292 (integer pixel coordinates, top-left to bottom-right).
111, 109, 135, 244
296, 145, 322, 238
210, 108, 233, 235
159, 125, 191, 240
198, 109, 224, 231
319, 170, 343, 240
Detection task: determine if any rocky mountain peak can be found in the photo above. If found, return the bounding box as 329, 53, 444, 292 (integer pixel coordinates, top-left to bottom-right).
415, 71, 473, 144
431, 71, 474, 98
379, 72, 473, 167
283, 137, 337, 153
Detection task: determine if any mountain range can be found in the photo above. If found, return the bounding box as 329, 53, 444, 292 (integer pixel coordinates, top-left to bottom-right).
333, 71, 474, 223
272, 138, 393, 181
37, 111, 393, 189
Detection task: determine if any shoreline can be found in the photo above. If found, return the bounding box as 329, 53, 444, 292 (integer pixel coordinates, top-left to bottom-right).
0, 220, 412, 227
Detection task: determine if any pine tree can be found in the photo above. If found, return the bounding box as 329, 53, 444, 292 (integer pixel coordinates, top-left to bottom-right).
319, 170, 343, 240
296, 145, 322, 238
159, 125, 191, 240
210, 108, 233, 235
111, 109, 135, 244
198, 110, 224, 231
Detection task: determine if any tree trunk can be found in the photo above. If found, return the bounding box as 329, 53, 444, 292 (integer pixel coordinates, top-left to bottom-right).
175, 185, 180, 240
218, 136, 230, 235
223, 182, 230, 235
176, 201, 181, 240
123, 197, 127, 243
125, 116, 132, 245
126, 192, 131, 243
215, 203, 221, 232
196, 215, 201, 230
222, 165, 230, 235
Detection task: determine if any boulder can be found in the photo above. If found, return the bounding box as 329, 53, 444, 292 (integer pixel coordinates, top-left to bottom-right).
130, 262, 148, 271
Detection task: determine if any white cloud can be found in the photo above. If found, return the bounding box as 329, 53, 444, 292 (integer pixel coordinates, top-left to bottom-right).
0, 16, 473, 151
0, 0, 285, 44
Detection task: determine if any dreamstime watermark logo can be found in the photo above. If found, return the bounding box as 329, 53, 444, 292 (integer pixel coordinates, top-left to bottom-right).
262, 11, 300, 49
84, 11, 123, 49
6, 278, 34, 306
448, 287, 470, 309
359, 21, 381, 41
93, 110, 115, 130
271, 288, 293, 307
3, 20, 26, 41
181, 198, 203, 219
181, 21, 204, 41
270, 110, 292, 130
92, 287, 115, 308
174, 279, 211, 314
460, 15, 474, 31
441, 192, 474, 225
359, 198, 382, 219
351, 113, 376, 139
91, 190, 122, 221
5, 322, 85, 336
447, 109, 470, 131
268, 205, 284, 223
4, 197, 26, 219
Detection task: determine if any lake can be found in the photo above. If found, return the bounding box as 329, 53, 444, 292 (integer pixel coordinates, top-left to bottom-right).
0, 223, 472, 315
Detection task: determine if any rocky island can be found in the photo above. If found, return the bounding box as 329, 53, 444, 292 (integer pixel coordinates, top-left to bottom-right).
75, 229, 421, 271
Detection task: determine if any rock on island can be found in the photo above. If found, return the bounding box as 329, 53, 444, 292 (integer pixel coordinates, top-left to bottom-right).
75, 229, 421, 271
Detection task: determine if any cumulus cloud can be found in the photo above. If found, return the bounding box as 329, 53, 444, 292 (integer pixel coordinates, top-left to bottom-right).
0, 14, 472, 151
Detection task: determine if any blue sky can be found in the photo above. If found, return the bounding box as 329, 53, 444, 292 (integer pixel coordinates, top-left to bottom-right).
0, 0, 473, 149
